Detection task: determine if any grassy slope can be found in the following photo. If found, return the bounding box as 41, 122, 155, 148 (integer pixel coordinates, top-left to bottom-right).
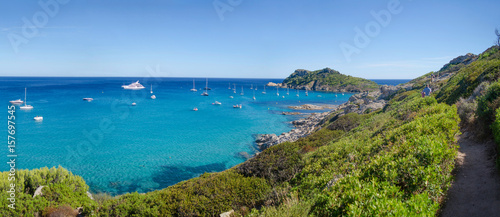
436, 46, 500, 105
282, 68, 379, 92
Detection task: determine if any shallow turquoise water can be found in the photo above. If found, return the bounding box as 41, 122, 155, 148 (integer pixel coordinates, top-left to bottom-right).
1, 77, 356, 195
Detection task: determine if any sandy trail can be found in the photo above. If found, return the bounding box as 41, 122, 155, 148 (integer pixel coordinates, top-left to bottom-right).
440, 134, 500, 216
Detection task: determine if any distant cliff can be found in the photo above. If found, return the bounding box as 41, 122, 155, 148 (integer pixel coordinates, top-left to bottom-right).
282, 68, 379, 92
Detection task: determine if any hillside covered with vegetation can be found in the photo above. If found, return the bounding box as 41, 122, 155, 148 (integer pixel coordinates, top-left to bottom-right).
2, 46, 500, 216
282, 68, 379, 92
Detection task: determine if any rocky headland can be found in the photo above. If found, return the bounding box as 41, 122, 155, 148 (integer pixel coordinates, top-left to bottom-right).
281, 68, 379, 92
255, 82, 415, 151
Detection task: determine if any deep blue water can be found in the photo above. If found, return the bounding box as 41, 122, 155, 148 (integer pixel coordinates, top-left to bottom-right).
1, 77, 355, 195
371, 79, 411, 86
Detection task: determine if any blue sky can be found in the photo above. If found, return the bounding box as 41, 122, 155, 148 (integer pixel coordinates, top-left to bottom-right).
0, 0, 499, 79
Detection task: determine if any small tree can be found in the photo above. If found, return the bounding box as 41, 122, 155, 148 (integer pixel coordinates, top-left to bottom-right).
496, 28, 500, 47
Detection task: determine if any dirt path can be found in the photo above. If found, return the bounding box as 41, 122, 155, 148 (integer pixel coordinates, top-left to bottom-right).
440, 133, 500, 216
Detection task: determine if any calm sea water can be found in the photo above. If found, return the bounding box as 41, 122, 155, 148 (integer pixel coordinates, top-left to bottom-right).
0, 77, 408, 195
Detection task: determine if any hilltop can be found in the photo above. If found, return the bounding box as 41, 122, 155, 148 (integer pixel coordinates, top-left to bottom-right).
282, 67, 379, 92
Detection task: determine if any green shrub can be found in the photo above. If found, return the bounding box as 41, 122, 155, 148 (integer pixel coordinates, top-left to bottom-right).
477, 81, 500, 131
0, 166, 97, 216
299, 94, 459, 216
237, 142, 303, 184
98, 170, 271, 216
456, 97, 477, 129
327, 113, 364, 132
493, 108, 500, 145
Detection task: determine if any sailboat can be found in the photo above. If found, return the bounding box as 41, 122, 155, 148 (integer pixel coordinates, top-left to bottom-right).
305, 88, 308, 96
250, 84, 253, 90
190, 79, 197, 92
240, 86, 244, 95
20, 88, 34, 110
201, 78, 209, 96
233, 84, 236, 94
253, 89, 256, 100
287, 87, 289, 95
150, 85, 156, 99
228, 82, 231, 89
296, 89, 299, 97
262, 85, 266, 94
276, 87, 279, 96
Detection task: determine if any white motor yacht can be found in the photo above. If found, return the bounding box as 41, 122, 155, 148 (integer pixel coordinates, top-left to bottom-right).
10, 99, 24, 105
122, 81, 145, 90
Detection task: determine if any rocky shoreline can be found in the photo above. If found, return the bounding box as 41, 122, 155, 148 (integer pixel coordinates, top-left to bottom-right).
288, 104, 337, 110
254, 83, 414, 151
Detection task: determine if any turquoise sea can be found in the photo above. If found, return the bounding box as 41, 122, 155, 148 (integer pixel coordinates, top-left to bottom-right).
0, 77, 407, 195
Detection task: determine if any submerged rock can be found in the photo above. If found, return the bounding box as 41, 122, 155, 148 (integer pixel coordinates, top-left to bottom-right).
237, 152, 252, 160
282, 112, 302, 115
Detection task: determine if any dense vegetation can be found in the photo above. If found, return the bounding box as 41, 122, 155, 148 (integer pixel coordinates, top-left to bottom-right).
436, 47, 500, 105
4, 46, 500, 216
0, 167, 96, 216
282, 68, 379, 92
493, 108, 500, 149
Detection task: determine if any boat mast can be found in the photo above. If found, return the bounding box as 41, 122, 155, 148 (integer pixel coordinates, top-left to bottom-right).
205, 78, 208, 94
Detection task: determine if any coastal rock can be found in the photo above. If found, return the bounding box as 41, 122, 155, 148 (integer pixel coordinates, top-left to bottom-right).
325, 174, 344, 190
87, 191, 94, 200
266, 82, 279, 87
282, 112, 302, 115
288, 104, 336, 110
378, 84, 412, 100
379, 85, 398, 100
220, 209, 234, 217
439, 53, 478, 72
344, 104, 359, 114
256, 112, 331, 150
33, 186, 45, 198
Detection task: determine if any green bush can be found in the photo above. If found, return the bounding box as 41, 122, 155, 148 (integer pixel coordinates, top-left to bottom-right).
98, 170, 271, 216
477, 81, 500, 130
307, 98, 459, 216
0, 166, 97, 216
237, 142, 303, 184
493, 108, 500, 145
327, 113, 364, 132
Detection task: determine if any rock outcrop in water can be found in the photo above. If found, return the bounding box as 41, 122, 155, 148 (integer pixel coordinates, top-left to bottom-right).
282, 68, 379, 92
